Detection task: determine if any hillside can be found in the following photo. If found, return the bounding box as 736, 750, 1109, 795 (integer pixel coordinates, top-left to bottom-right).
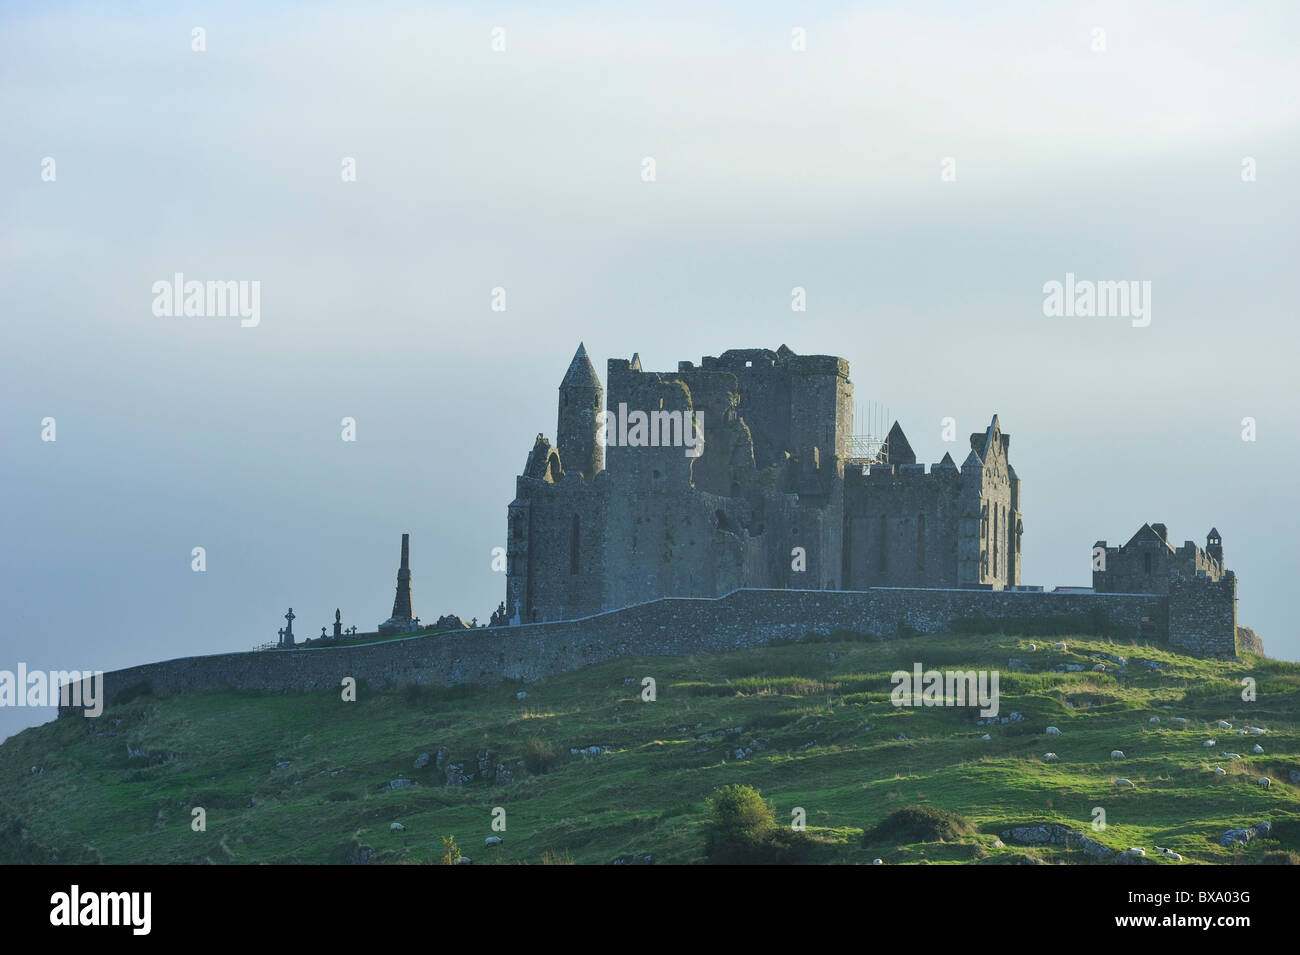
2, 631, 1297, 865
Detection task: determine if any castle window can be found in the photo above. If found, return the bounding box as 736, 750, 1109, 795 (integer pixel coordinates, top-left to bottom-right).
879, 514, 888, 573
570, 514, 580, 574
916, 512, 926, 571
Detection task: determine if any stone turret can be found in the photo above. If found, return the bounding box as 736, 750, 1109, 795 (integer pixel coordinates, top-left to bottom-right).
1206, 527, 1223, 566
557, 343, 604, 482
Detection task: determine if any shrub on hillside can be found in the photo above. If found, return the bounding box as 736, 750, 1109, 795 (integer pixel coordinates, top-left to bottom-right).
863, 805, 974, 846
704, 784, 811, 864
521, 738, 555, 775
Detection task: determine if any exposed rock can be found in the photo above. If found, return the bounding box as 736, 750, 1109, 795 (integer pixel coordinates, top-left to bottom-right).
1236, 626, 1265, 655
388, 778, 414, 791
413, 753, 431, 770
485, 836, 502, 847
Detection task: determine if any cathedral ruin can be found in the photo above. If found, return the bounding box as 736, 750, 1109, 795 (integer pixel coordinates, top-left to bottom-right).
506, 344, 1024, 623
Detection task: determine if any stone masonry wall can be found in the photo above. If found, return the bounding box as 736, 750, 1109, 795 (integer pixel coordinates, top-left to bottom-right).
67, 585, 1220, 713
1168, 571, 1237, 657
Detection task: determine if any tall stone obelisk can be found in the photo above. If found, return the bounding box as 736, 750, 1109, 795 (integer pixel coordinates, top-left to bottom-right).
379, 533, 416, 635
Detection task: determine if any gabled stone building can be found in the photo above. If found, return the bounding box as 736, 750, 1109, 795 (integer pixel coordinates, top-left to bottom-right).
1093, 523, 1226, 595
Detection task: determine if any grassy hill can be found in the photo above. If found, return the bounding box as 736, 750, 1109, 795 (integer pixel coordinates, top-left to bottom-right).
2, 630, 1297, 864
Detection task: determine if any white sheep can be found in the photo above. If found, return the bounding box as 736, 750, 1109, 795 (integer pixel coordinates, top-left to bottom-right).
1115, 778, 1135, 788
1252, 744, 1264, 754
1053, 641, 1067, 650
1043, 752, 1060, 763
485, 835, 503, 847
1213, 766, 1226, 775
1148, 716, 1160, 725
1111, 750, 1126, 760
1216, 720, 1232, 730
1203, 739, 1216, 748
1258, 777, 1271, 788
1248, 727, 1267, 735
1172, 717, 1188, 725
1046, 726, 1062, 736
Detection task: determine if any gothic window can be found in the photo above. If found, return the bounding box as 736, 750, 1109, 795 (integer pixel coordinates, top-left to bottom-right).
993, 505, 999, 577
570, 514, 580, 575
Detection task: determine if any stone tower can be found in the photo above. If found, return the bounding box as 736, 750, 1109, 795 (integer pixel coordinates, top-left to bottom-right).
378, 533, 416, 635
1206, 527, 1223, 565
556, 343, 604, 482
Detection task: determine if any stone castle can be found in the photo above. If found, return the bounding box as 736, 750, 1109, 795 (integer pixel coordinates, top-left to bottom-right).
507, 344, 1025, 623
63, 343, 1247, 716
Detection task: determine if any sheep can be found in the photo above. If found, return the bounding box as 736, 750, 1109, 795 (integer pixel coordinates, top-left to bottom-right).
1127, 847, 1146, 857
1213, 766, 1226, 775
1115, 778, 1135, 788
1252, 744, 1265, 754
1248, 727, 1267, 735
1046, 726, 1062, 736
872, 858, 883, 865
1216, 720, 1232, 730
1053, 642, 1067, 650
1258, 777, 1271, 789
1148, 716, 1160, 725
1172, 717, 1188, 725
1043, 752, 1060, 763
1111, 750, 1126, 760
485, 835, 503, 847
1221, 752, 1241, 760
1203, 739, 1216, 748
981, 734, 991, 741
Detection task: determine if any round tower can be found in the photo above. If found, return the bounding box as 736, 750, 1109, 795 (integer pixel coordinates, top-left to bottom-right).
557, 343, 604, 481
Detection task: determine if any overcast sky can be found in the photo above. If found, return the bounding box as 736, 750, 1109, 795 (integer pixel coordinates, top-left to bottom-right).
2, 1, 1297, 740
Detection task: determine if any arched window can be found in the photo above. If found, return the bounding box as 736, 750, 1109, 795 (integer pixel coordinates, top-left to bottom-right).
570, 514, 580, 574
993, 505, 999, 577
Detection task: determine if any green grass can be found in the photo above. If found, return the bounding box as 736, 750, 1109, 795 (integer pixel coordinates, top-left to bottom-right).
1, 632, 1296, 865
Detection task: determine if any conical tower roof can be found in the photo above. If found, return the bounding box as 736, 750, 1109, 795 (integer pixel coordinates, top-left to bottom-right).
560, 343, 602, 389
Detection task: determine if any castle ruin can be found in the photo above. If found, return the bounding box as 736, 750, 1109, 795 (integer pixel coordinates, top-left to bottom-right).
507, 345, 1023, 623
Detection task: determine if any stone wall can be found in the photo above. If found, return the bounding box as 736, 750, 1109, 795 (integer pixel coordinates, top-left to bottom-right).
1168, 571, 1237, 657
67, 584, 1221, 714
